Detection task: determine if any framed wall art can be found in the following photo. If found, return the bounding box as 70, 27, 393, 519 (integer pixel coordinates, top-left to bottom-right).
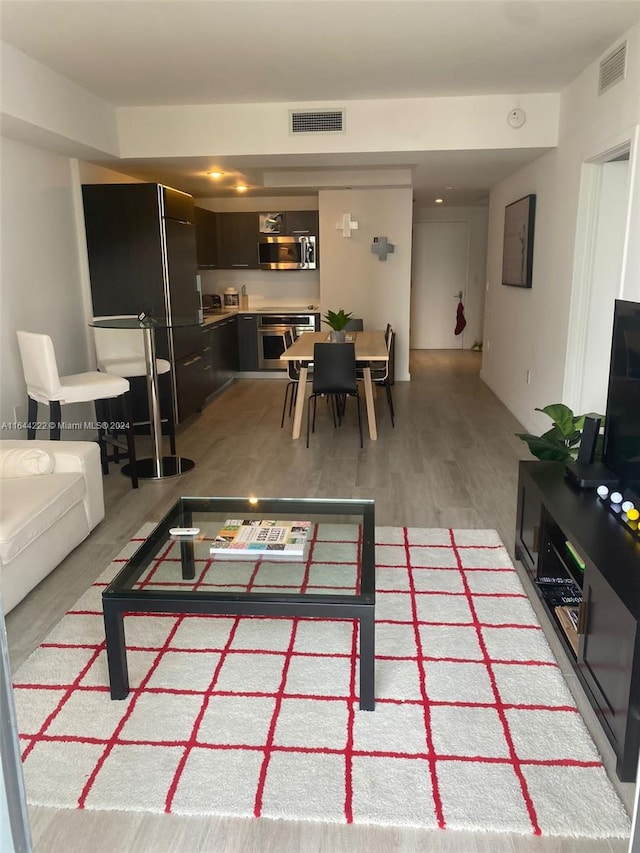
501, 193, 536, 288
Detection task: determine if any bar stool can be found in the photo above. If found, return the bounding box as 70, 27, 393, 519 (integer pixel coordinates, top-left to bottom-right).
16, 330, 138, 487
92, 315, 176, 455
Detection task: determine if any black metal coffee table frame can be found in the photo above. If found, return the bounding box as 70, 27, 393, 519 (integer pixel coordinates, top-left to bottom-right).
102, 496, 376, 710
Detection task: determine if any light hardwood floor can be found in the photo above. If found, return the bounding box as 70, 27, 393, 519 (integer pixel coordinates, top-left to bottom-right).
6, 351, 633, 853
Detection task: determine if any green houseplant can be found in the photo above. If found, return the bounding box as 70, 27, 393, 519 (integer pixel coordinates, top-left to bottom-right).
322, 308, 353, 343
516, 403, 604, 462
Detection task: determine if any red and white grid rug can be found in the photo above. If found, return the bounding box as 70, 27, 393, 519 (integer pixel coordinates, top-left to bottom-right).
13, 526, 630, 838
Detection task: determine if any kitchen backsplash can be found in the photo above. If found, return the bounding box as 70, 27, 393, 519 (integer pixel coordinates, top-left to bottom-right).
200, 268, 320, 304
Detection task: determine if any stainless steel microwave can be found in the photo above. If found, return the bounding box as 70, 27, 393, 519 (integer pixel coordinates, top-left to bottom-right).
258, 235, 316, 270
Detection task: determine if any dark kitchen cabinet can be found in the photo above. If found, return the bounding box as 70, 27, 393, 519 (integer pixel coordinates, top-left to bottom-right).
217, 212, 258, 269
202, 317, 239, 397
237, 313, 258, 371
201, 326, 216, 397
515, 461, 640, 781
219, 316, 239, 384
257, 210, 318, 236
285, 210, 318, 235
195, 208, 219, 269
174, 350, 208, 422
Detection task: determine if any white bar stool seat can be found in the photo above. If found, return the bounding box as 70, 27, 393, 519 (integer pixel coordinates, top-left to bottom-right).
98, 356, 171, 378
16, 330, 138, 488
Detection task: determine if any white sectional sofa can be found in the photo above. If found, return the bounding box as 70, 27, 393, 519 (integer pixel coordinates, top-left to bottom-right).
0, 440, 105, 613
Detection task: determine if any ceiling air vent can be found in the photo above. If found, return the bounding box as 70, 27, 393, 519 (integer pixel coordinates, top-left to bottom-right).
599, 42, 626, 95
290, 109, 345, 134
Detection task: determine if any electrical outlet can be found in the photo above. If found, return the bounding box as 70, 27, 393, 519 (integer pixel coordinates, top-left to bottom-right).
526, 370, 531, 385
485, 340, 490, 352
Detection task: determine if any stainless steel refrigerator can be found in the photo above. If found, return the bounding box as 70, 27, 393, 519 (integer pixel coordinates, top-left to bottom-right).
82, 182, 206, 422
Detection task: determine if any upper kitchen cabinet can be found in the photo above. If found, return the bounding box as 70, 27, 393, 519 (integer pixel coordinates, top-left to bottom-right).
217, 212, 259, 269
258, 211, 319, 236
284, 210, 318, 236
195, 208, 219, 269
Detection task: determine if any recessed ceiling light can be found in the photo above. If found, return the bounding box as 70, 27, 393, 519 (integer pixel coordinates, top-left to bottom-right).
235, 184, 248, 193
435, 198, 444, 204
207, 171, 223, 178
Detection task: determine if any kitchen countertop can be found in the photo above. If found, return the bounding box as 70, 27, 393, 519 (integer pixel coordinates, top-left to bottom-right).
201, 305, 320, 327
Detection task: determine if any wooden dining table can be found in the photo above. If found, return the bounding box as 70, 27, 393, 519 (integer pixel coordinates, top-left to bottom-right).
280, 330, 389, 440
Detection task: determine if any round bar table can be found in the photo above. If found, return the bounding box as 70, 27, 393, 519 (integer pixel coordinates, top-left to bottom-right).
89, 316, 196, 480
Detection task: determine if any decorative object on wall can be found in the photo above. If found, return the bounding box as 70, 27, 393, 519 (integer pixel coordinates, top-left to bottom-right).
335, 213, 359, 237
371, 236, 395, 261
501, 194, 536, 288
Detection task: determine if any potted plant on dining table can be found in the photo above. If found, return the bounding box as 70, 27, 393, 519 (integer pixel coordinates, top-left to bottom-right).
323, 308, 353, 343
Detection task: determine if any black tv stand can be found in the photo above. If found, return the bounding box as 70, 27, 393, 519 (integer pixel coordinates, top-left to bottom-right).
515, 460, 640, 782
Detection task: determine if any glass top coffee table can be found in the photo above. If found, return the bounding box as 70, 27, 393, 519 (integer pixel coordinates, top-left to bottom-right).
103, 496, 376, 710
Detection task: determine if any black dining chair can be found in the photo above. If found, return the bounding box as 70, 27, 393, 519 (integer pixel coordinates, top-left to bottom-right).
344, 318, 364, 331
357, 324, 395, 427
280, 327, 313, 427
306, 342, 363, 448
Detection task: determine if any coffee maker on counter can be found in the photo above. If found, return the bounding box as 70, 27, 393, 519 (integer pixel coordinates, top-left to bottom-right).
223, 287, 239, 308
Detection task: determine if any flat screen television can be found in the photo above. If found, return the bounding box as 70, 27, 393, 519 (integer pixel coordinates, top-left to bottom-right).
602, 299, 640, 496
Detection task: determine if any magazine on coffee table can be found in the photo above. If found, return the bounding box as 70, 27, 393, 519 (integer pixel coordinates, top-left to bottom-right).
210, 519, 311, 557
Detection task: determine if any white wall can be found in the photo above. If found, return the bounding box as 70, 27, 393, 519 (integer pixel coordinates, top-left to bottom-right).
116, 93, 559, 159
481, 23, 640, 435
318, 189, 413, 381
412, 205, 489, 347
0, 138, 94, 437
1, 42, 118, 158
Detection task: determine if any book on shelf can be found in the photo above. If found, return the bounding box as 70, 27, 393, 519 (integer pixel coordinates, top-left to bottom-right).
555, 605, 580, 654
210, 519, 311, 557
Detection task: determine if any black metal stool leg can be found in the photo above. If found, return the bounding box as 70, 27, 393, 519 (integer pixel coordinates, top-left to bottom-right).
121, 391, 138, 488
95, 399, 110, 475
27, 397, 38, 440
49, 400, 61, 440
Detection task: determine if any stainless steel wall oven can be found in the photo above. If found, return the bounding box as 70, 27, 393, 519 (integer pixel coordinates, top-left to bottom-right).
257, 314, 318, 369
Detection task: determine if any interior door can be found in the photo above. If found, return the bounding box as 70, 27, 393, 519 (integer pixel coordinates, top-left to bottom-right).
411, 221, 470, 349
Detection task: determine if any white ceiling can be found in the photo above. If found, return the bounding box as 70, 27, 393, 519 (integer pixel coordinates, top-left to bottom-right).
2, 0, 639, 205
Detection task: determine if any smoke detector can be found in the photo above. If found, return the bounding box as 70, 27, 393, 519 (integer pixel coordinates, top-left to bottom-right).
507, 109, 526, 129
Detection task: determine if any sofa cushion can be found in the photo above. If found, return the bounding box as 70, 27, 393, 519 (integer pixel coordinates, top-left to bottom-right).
0, 447, 54, 478
0, 473, 85, 565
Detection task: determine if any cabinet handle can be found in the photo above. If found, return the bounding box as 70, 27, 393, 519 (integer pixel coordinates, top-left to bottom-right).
182, 355, 203, 367
291, 230, 310, 234
232, 264, 249, 268
577, 601, 587, 634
